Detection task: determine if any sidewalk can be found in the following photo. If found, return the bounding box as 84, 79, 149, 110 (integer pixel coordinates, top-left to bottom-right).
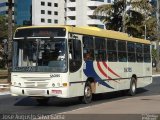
0, 78, 10, 95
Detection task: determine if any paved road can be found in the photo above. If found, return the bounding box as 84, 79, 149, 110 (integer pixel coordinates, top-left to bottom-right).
0, 77, 159, 116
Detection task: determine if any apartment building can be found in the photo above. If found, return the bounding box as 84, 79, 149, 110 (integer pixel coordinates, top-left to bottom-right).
0, 0, 9, 15
1, 0, 113, 27
65, 0, 114, 28
14, 0, 65, 25
0, 0, 14, 18
32, 0, 65, 25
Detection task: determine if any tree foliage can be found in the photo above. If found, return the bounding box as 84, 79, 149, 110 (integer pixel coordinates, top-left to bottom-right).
0, 15, 18, 69
94, 0, 156, 39
0, 16, 7, 40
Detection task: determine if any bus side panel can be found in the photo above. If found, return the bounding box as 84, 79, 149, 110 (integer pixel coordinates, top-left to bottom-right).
138, 63, 152, 88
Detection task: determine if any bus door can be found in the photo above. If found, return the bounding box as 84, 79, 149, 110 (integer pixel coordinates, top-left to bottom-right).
68, 38, 83, 92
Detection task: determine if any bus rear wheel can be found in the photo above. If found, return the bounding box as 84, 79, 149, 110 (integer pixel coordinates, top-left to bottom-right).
36, 98, 49, 105
81, 81, 92, 104
128, 77, 137, 96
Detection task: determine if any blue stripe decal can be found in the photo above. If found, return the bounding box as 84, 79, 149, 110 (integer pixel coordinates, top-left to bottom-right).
83, 61, 114, 89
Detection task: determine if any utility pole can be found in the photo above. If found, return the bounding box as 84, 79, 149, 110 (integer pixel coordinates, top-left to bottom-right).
7, 0, 13, 82
156, 0, 160, 72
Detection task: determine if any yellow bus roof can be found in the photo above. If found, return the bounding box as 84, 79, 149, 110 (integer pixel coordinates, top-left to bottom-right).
16, 25, 150, 44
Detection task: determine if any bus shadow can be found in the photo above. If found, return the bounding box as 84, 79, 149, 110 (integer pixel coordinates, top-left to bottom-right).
14, 88, 149, 107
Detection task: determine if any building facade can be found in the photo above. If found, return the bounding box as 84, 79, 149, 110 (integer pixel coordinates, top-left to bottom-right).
0, 0, 14, 24
32, 0, 65, 25
65, 0, 114, 28
1, 0, 114, 27
0, 0, 9, 15
14, 0, 32, 25
13, 0, 65, 25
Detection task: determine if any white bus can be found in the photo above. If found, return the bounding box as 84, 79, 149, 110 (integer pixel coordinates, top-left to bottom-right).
11, 26, 152, 104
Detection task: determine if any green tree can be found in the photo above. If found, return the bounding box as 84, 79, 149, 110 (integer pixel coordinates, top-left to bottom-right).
0, 16, 7, 40
94, 0, 155, 39
0, 16, 8, 69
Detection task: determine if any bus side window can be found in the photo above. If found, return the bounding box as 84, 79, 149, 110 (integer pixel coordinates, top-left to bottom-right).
95, 37, 106, 61
107, 39, 117, 62
118, 41, 127, 62
127, 42, 136, 62
83, 35, 94, 61
136, 43, 143, 62
144, 44, 151, 62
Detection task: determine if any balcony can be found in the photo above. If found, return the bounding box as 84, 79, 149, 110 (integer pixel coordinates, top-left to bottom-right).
66, 2, 76, 8
87, 19, 103, 25
66, 20, 76, 25
87, 10, 95, 16
87, 1, 104, 7
66, 11, 76, 16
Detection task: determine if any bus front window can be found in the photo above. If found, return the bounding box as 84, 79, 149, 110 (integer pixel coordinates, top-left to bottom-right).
12, 38, 67, 72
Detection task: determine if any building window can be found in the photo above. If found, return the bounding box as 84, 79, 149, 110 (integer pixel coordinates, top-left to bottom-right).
48, 19, 52, 23
54, 19, 58, 23
54, 11, 58, 15
41, 18, 45, 23
41, 10, 45, 14
41, 1, 45, 6
48, 2, 52, 6
108, 0, 111, 3
54, 3, 58, 7
48, 11, 52, 15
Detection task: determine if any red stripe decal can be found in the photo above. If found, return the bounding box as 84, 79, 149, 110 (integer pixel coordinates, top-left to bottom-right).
102, 62, 121, 78
97, 62, 112, 79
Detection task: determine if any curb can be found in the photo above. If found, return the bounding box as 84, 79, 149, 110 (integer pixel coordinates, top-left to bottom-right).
152, 74, 160, 77
0, 83, 10, 89
0, 91, 10, 95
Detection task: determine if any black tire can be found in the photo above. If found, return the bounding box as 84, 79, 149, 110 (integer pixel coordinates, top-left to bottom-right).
36, 98, 49, 105
128, 77, 137, 96
81, 81, 92, 104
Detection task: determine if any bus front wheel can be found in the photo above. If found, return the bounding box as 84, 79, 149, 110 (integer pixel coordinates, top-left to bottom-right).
80, 81, 92, 104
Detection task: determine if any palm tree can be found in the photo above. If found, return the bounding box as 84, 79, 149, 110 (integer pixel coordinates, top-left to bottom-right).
7, 0, 13, 82
0, 16, 7, 40
94, 0, 155, 39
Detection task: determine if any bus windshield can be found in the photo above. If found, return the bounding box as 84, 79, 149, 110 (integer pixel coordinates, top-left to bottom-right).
12, 37, 68, 72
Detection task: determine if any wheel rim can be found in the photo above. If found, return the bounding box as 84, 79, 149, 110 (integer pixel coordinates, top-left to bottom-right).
85, 86, 91, 98
132, 82, 136, 93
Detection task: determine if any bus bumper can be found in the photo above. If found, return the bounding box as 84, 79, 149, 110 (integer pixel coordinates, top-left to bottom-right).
10, 86, 69, 98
